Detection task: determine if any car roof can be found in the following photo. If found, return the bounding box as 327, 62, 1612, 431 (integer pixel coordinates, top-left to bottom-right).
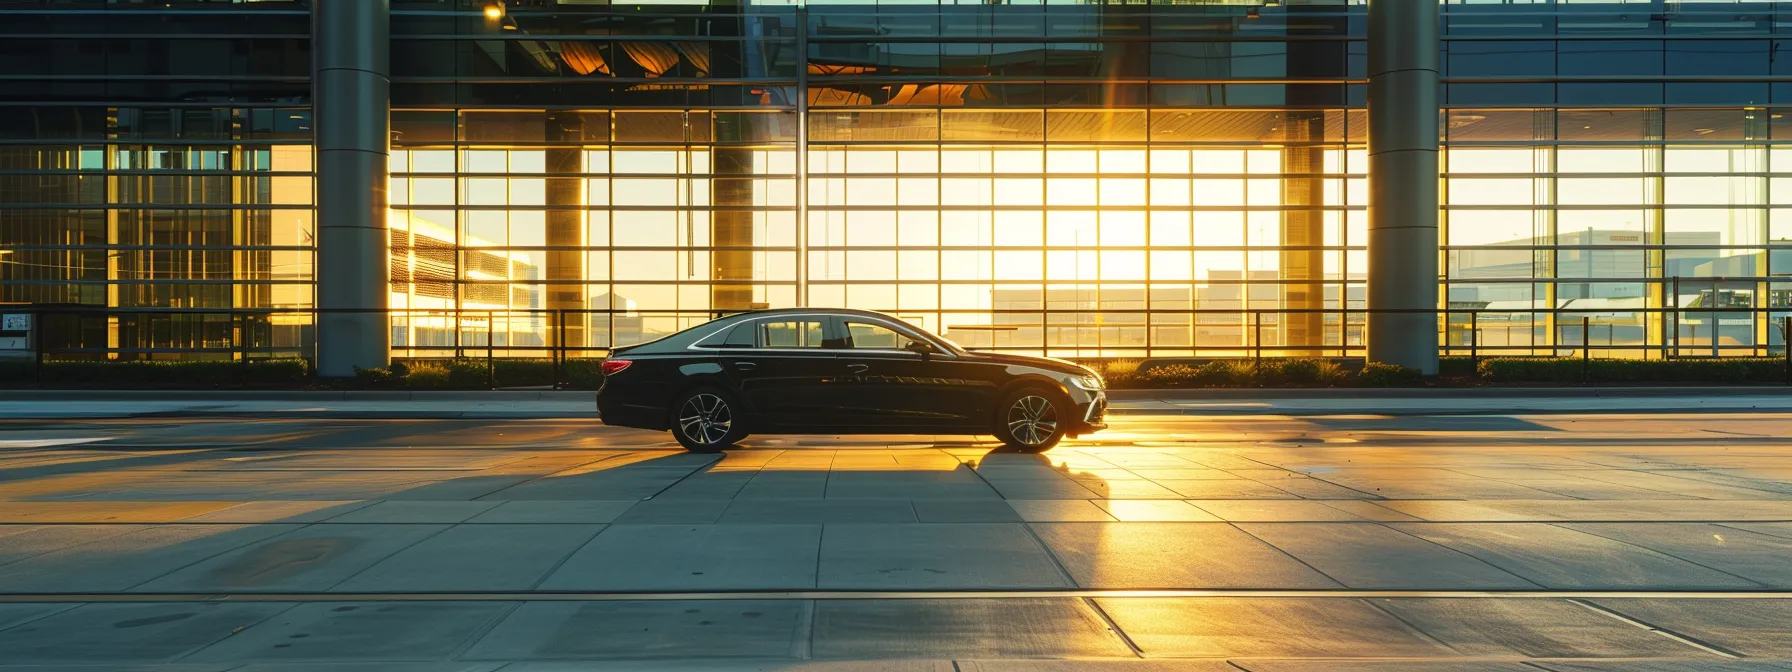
721, 307, 893, 320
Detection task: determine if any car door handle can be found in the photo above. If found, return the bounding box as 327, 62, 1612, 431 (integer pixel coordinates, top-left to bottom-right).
733, 361, 757, 371
847, 363, 870, 373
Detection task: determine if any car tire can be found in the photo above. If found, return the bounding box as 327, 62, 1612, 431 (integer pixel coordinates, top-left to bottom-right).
996, 387, 1068, 452
670, 387, 746, 453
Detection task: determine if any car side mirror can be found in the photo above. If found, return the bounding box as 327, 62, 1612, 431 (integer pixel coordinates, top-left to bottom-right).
904, 340, 935, 359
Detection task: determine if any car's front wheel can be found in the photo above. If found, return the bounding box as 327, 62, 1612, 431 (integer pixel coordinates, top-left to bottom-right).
671, 387, 746, 453
997, 388, 1067, 452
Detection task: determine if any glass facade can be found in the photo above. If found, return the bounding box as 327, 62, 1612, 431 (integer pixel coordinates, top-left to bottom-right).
4, 0, 1792, 359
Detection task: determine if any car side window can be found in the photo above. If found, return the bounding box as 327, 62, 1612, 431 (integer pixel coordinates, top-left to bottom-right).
843, 321, 919, 350
693, 322, 756, 349
757, 319, 826, 348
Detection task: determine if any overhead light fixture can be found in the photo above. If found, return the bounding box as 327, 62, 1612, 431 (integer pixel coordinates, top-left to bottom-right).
484, 3, 504, 20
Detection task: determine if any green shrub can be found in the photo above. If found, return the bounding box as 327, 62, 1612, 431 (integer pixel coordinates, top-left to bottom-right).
400, 360, 454, 390
562, 358, 607, 390
1438, 355, 1479, 377
1258, 358, 1349, 386
1097, 359, 1142, 388
1357, 361, 1422, 386
1142, 363, 1199, 387
1195, 360, 1256, 386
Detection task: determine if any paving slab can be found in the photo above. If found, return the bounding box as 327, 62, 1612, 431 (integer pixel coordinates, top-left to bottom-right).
735, 472, 832, 499
811, 598, 1132, 659
1532, 662, 1792, 672
500, 661, 952, 671
0, 524, 143, 566
818, 524, 1070, 589
720, 499, 917, 524
962, 662, 1237, 672
463, 600, 805, 660
325, 501, 501, 524
185, 601, 513, 663
1229, 474, 1378, 500
0, 524, 301, 592
1236, 523, 1538, 589
1187, 500, 1371, 522
1563, 523, 1792, 587
1370, 598, 1707, 658
477, 468, 700, 501
1093, 500, 1220, 522
1318, 501, 1419, 521
614, 499, 731, 524
910, 499, 1023, 523
1589, 599, 1792, 657
1030, 523, 1340, 589
333, 523, 603, 592
653, 472, 755, 500
0, 603, 72, 631
1150, 479, 1292, 500
236, 664, 506, 672
981, 479, 1103, 500
823, 471, 1000, 499
1392, 523, 1764, 589
1092, 597, 1453, 658
463, 500, 638, 524
134, 524, 449, 592
0, 502, 242, 524
1235, 664, 1538, 672
539, 524, 820, 591
1006, 500, 1116, 522
179, 501, 378, 524
0, 602, 291, 663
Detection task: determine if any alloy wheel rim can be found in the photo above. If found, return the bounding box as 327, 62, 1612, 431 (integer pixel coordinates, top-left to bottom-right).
1006, 395, 1058, 446
677, 394, 733, 445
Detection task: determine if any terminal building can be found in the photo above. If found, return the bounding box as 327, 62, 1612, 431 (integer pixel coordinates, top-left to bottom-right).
2, 0, 1790, 373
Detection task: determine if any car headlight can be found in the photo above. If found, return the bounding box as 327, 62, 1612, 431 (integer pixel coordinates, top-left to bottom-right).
1071, 374, 1104, 390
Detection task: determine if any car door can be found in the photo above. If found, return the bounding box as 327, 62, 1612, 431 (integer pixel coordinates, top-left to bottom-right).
720, 316, 843, 430
830, 317, 993, 431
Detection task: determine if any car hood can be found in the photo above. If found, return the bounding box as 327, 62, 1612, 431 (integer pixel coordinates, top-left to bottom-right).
963, 351, 1093, 377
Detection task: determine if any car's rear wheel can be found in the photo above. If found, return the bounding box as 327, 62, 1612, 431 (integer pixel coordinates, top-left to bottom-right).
997, 388, 1067, 452
671, 387, 746, 453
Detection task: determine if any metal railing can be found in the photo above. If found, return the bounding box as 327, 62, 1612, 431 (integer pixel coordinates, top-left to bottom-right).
4, 303, 1790, 386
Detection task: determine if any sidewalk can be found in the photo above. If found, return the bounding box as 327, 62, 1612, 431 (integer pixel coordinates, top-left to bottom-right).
0, 387, 1789, 419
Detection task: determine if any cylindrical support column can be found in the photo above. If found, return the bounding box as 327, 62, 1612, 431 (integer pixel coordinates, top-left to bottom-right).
1366, 0, 1440, 375
313, 0, 391, 377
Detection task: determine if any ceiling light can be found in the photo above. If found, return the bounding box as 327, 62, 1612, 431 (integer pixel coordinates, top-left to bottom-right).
484, 3, 504, 20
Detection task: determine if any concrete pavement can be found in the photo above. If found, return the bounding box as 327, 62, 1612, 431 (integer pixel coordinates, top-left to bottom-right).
0, 410, 1791, 668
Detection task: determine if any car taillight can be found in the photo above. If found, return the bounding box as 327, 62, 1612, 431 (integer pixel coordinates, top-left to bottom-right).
601, 359, 633, 376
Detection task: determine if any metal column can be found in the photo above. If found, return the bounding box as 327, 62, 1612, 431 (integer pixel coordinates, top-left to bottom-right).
1366, 0, 1440, 375
312, 0, 392, 377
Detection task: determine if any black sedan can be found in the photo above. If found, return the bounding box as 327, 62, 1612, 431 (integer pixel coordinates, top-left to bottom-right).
596, 308, 1107, 452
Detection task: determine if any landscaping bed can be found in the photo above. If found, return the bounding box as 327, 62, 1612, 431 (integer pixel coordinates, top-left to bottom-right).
2, 355, 1789, 390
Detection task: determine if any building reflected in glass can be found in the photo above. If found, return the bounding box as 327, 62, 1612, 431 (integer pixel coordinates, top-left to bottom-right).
3, 0, 1791, 358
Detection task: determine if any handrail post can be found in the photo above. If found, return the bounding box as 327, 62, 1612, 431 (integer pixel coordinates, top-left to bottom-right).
1784, 315, 1790, 386
234, 310, 247, 388
1252, 310, 1262, 378
32, 310, 43, 389
1582, 316, 1591, 383
487, 310, 496, 389
1470, 310, 1479, 371
552, 309, 563, 390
